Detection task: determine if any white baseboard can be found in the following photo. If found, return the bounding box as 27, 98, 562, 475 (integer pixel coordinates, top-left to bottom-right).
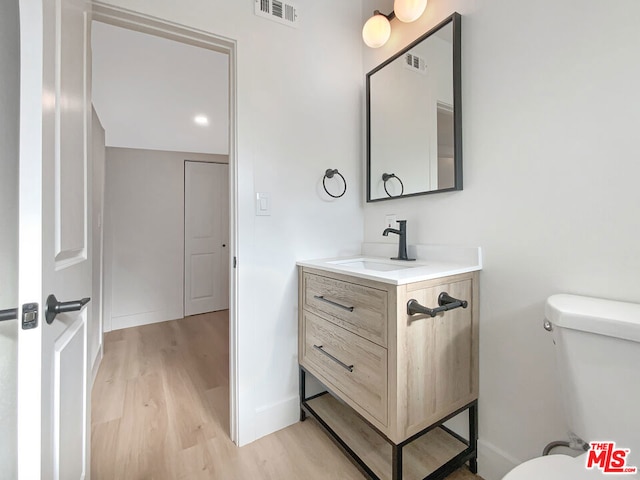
478, 439, 522, 480
253, 395, 300, 441
111, 310, 182, 330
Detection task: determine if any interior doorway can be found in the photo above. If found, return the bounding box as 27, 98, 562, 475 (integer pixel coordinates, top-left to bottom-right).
90, 2, 239, 450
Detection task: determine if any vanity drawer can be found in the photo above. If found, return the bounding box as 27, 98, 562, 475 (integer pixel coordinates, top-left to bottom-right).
303, 272, 388, 346
302, 311, 388, 426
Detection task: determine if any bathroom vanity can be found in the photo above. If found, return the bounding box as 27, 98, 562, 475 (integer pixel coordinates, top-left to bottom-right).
297, 246, 481, 480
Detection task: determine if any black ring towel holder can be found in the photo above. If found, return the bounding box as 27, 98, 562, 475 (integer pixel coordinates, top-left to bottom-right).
323, 169, 347, 198
382, 172, 404, 197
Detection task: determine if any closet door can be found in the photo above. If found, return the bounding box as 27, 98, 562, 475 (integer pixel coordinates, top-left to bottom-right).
184, 161, 229, 316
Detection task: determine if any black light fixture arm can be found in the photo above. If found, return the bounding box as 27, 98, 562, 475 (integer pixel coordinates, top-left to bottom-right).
374, 9, 396, 21
407, 292, 468, 317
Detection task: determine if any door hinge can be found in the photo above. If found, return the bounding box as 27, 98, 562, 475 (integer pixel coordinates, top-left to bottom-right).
233, 256, 237, 268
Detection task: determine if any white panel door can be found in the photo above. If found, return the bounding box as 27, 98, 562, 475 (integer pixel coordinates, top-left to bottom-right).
17, 0, 92, 479
184, 161, 229, 316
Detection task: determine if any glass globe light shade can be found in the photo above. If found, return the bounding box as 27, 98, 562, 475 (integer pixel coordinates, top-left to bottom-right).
362, 14, 391, 48
394, 0, 428, 23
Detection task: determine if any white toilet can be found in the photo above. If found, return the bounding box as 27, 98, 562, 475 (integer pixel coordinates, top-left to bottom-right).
503, 294, 640, 479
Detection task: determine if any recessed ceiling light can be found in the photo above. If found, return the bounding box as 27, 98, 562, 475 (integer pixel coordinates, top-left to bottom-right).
194, 115, 209, 126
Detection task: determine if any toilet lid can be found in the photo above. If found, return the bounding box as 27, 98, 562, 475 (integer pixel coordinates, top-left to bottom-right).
502, 454, 631, 480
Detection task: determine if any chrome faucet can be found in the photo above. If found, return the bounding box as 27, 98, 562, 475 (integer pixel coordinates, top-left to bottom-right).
382, 220, 415, 261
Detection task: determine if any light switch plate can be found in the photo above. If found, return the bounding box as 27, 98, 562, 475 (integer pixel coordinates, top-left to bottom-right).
256, 192, 271, 216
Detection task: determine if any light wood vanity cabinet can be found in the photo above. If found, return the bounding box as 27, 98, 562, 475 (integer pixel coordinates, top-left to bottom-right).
303, 311, 389, 425
298, 266, 479, 445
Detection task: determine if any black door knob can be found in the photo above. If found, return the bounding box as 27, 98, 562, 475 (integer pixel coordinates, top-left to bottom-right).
45, 294, 91, 324
0, 308, 18, 322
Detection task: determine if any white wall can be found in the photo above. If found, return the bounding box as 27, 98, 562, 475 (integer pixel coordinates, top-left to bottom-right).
0, 0, 19, 477
90, 108, 106, 379
104, 147, 227, 331
363, 1, 640, 479
98, 0, 365, 445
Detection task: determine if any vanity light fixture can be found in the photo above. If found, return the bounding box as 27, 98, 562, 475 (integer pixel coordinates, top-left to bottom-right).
394, 0, 428, 23
362, 11, 393, 48
362, 0, 428, 48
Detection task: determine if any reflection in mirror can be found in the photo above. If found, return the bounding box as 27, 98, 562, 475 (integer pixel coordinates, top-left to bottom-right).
367, 13, 461, 202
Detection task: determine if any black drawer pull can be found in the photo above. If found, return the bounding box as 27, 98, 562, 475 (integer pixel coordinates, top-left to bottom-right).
313, 295, 354, 312
313, 345, 354, 372
407, 292, 468, 317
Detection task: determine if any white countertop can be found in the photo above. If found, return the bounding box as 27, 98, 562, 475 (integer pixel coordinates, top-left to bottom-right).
297, 244, 482, 285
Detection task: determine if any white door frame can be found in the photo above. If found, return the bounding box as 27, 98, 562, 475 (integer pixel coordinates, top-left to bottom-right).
91, 2, 240, 444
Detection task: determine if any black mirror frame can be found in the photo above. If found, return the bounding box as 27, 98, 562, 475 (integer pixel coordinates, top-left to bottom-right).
366, 12, 462, 203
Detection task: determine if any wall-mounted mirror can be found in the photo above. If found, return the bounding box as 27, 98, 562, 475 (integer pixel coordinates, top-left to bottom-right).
366, 13, 462, 202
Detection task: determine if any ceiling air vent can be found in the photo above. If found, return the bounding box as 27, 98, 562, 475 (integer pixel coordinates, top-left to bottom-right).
404, 53, 427, 74
255, 0, 300, 28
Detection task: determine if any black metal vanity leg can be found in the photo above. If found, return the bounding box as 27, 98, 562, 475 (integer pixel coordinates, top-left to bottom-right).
469, 401, 478, 473
392, 443, 403, 480
299, 367, 307, 422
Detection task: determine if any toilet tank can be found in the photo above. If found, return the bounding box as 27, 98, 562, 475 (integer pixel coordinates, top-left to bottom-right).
546, 294, 640, 452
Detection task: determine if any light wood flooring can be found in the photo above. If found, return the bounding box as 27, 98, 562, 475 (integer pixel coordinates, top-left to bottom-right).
91, 312, 482, 479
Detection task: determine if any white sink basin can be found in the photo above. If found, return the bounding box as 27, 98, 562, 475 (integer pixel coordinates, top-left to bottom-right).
298, 245, 482, 285
327, 258, 420, 272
